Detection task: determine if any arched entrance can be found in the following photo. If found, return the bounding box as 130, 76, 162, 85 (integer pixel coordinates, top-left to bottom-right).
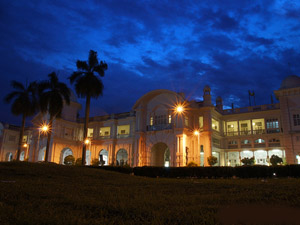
151, 142, 170, 167
86, 150, 91, 165
116, 149, 128, 166
20, 151, 25, 161
5, 152, 13, 161
38, 147, 46, 161
99, 149, 108, 165
60, 148, 73, 164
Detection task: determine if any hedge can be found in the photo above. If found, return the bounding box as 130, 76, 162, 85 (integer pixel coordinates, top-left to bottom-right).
90, 165, 300, 178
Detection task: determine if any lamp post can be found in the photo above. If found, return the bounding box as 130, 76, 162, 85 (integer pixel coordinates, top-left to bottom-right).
34, 124, 49, 162
23, 143, 29, 160
194, 130, 201, 165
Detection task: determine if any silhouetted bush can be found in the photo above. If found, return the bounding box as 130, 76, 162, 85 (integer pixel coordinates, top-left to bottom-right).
64, 155, 75, 165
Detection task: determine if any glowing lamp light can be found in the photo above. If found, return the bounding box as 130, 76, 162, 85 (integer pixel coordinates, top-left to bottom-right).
194, 130, 199, 136
23, 143, 28, 147
176, 105, 184, 113
84, 139, 90, 144
41, 125, 49, 132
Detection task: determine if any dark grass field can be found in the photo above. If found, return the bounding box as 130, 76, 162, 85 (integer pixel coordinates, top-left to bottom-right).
1, 162, 300, 225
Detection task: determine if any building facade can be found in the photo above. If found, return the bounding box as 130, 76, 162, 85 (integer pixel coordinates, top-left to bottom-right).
1, 75, 300, 166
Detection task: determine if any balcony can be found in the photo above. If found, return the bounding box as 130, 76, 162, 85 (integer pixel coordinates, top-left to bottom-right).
99, 135, 111, 139
147, 123, 173, 131
117, 134, 130, 138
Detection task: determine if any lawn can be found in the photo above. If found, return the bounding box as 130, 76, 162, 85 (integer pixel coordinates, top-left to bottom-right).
0, 162, 300, 225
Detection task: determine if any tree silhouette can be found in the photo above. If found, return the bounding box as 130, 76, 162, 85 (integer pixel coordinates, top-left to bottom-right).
39, 72, 70, 162
69, 50, 107, 165
4, 81, 38, 160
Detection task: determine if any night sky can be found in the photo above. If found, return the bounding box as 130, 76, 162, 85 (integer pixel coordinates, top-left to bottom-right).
1, 0, 300, 125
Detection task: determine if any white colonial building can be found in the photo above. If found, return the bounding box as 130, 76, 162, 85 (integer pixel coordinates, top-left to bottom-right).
1, 75, 300, 166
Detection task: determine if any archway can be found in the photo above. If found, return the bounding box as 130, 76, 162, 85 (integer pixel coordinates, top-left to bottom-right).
116, 149, 128, 166
38, 147, 46, 161
60, 148, 73, 164
20, 151, 25, 161
5, 152, 13, 161
151, 142, 170, 167
86, 150, 91, 165
99, 149, 109, 165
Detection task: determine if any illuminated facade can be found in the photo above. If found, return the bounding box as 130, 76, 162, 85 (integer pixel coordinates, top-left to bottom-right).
1, 75, 300, 166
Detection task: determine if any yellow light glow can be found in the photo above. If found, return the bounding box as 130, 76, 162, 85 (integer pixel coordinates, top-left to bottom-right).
84, 139, 90, 144
176, 105, 184, 113
41, 125, 49, 132
194, 130, 199, 135
252, 122, 255, 125
23, 143, 28, 147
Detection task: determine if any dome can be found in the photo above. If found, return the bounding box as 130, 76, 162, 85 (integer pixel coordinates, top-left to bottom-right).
280, 75, 300, 90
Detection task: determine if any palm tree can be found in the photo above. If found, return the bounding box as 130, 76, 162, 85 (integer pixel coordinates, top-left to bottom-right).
39, 72, 70, 162
69, 50, 107, 165
4, 81, 39, 161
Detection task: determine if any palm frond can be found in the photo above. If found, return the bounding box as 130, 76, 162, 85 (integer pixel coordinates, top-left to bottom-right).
94, 61, 108, 77
11, 81, 25, 91
69, 71, 83, 84
4, 91, 22, 103
88, 50, 98, 69
76, 60, 89, 71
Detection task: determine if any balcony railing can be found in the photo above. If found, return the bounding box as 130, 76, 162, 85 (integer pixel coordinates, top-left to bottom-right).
117, 134, 130, 138
225, 129, 281, 136
147, 123, 173, 131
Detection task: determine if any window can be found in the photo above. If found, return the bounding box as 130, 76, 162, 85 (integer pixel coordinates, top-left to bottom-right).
242, 140, 251, 144
117, 125, 130, 137
293, 114, 300, 126
150, 116, 153, 126
22, 135, 28, 142
199, 116, 203, 129
87, 128, 94, 138
99, 127, 110, 137
168, 115, 171, 124
255, 139, 265, 143
229, 140, 238, 145
154, 115, 167, 125
212, 118, 219, 131
269, 138, 280, 143
226, 121, 238, 136
266, 118, 280, 133
239, 120, 250, 135
184, 117, 189, 126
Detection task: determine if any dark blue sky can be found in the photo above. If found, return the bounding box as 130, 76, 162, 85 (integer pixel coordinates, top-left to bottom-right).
1, 0, 300, 125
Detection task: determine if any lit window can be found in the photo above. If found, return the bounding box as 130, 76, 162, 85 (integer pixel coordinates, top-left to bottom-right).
199, 116, 203, 129
150, 116, 153, 126
87, 128, 94, 138
168, 115, 171, 124
212, 118, 219, 131
99, 127, 110, 136
184, 117, 189, 126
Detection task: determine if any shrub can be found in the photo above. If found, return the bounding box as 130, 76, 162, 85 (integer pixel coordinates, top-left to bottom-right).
207, 156, 217, 166
187, 161, 198, 167
241, 157, 254, 166
92, 159, 100, 166
75, 158, 82, 166
64, 155, 75, 165
270, 155, 283, 166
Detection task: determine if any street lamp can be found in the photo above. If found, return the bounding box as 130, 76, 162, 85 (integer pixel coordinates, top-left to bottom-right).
34, 123, 49, 162
84, 138, 90, 145
194, 129, 201, 166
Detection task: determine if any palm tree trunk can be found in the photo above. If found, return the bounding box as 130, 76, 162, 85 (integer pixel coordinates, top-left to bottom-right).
45, 115, 53, 162
82, 94, 90, 165
17, 114, 26, 161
